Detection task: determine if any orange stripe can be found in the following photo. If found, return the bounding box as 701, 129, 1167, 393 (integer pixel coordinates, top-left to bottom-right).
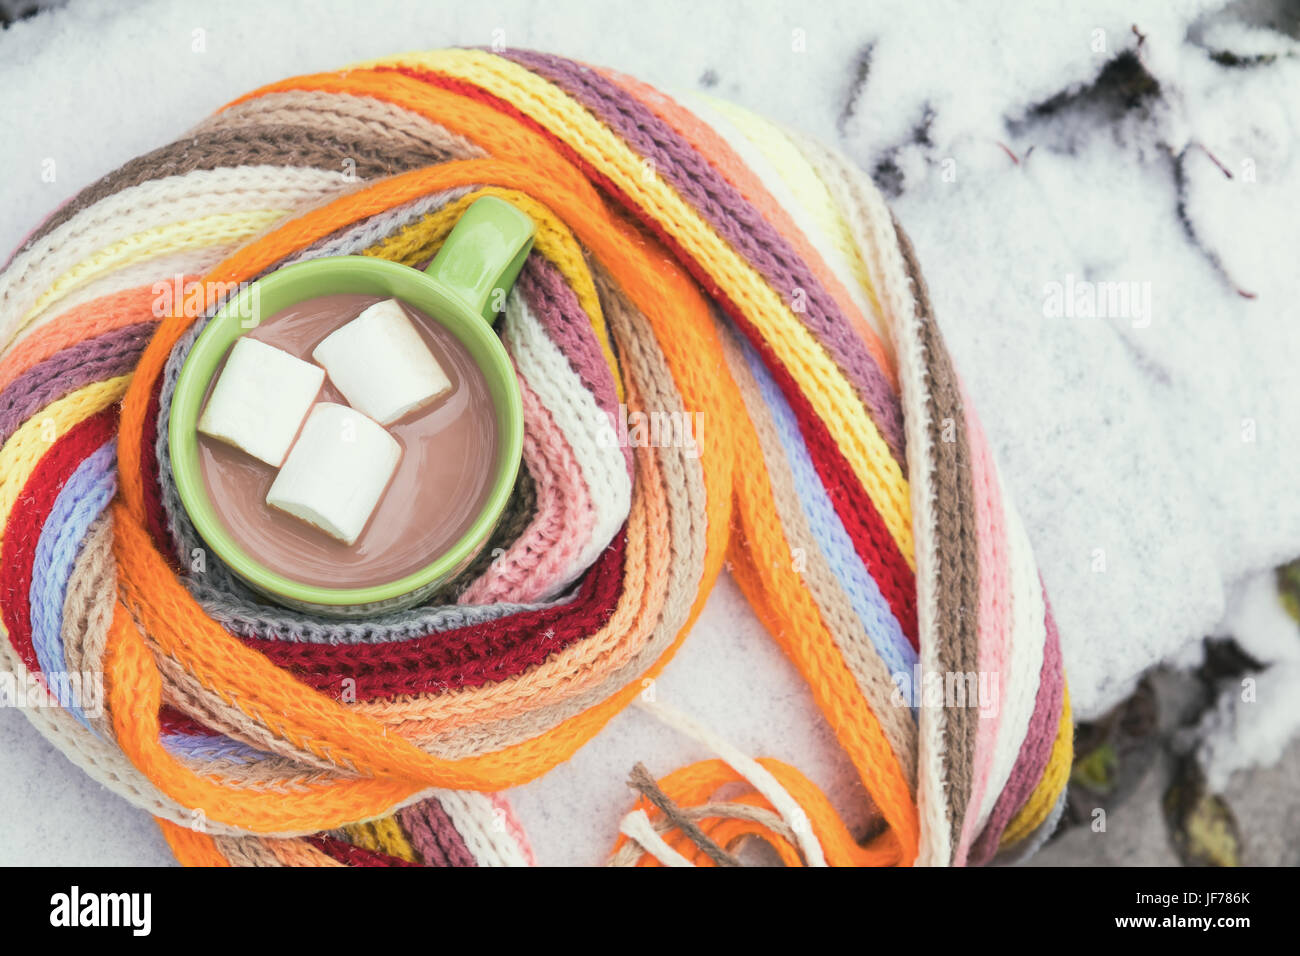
726, 397, 918, 863
0, 281, 173, 394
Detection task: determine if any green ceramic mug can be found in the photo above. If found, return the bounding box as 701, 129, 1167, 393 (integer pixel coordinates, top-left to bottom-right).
169, 196, 533, 616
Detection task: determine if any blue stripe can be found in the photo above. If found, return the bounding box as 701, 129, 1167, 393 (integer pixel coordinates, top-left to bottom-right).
30, 440, 117, 726
739, 336, 918, 689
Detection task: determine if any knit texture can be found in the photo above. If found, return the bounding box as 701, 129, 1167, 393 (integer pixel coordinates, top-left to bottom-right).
0, 48, 1070, 867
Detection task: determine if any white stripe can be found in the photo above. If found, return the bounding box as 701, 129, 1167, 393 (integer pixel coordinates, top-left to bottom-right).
618, 809, 695, 867
435, 789, 532, 867
0, 166, 351, 352
5, 248, 223, 354
503, 293, 632, 591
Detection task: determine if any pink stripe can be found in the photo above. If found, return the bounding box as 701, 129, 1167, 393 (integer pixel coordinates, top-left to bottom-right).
967, 588, 1066, 864
516, 258, 633, 478
490, 791, 536, 865
459, 372, 596, 604
953, 385, 1011, 865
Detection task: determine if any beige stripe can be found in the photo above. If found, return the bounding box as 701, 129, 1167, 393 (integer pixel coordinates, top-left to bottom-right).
718, 324, 917, 787
60, 513, 118, 742
194, 90, 486, 161
211, 834, 284, 867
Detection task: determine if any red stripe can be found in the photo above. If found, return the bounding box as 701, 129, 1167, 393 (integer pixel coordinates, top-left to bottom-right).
159, 707, 215, 737
247, 529, 627, 698
740, 328, 918, 648
306, 834, 422, 867
0, 408, 118, 676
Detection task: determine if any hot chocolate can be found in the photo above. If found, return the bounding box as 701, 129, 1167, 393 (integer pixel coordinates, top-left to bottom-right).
196, 293, 500, 589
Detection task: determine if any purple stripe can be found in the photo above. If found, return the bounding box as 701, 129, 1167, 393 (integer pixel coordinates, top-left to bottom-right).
397, 798, 478, 867
0, 322, 155, 445
515, 257, 633, 476
517, 258, 620, 417
497, 49, 906, 465
967, 584, 1067, 864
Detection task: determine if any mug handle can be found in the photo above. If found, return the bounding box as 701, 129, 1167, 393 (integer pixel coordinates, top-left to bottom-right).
423, 196, 536, 323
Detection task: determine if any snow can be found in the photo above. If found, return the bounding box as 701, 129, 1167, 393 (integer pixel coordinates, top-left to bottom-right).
850, 1, 1300, 717
1195, 572, 1300, 791
1, 0, 1298, 866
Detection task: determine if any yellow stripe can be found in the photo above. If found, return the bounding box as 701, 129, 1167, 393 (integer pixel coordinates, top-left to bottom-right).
359, 48, 914, 566
21, 210, 287, 331
696, 94, 885, 327
361, 187, 623, 401
0, 376, 131, 542
342, 817, 419, 862
1000, 683, 1073, 846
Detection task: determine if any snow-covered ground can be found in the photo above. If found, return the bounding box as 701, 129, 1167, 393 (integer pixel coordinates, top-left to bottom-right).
0, 0, 1297, 866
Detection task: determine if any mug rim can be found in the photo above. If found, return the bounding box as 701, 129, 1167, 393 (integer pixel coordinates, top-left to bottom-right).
168, 255, 525, 607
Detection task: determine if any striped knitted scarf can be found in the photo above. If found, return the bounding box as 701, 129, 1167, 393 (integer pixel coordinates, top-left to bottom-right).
0, 48, 1070, 867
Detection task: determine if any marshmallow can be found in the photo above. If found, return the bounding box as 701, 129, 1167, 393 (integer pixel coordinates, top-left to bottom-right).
197, 336, 324, 467
265, 402, 402, 546
312, 298, 453, 426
